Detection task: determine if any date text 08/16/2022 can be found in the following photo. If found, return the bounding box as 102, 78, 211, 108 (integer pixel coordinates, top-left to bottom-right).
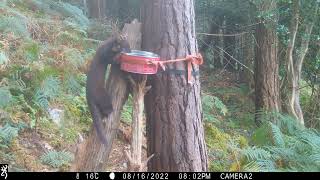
119, 172, 253, 180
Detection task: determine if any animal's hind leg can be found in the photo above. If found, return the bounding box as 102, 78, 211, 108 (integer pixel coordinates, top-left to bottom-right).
91, 104, 108, 145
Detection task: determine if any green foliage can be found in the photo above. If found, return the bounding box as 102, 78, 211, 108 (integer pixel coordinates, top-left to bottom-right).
33, 76, 61, 111
64, 48, 84, 69
33, 89, 49, 111
55, 31, 81, 46
32, 0, 89, 30
41, 76, 61, 100
121, 96, 133, 124
64, 74, 82, 95
242, 112, 320, 172
0, 124, 19, 148
0, 51, 9, 65
40, 150, 73, 168
0, 15, 30, 38
202, 94, 228, 123
251, 123, 273, 146
0, 87, 13, 108
23, 41, 40, 62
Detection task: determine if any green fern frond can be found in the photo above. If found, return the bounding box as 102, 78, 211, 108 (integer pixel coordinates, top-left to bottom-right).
0, 87, 13, 108
64, 48, 84, 69
40, 150, 74, 168
270, 123, 285, 147
0, 124, 19, 146
64, 74, 82, 95
242, 147, 271, 161
202, 94, 228, 118
32, 0, 89, 30
33, 89, 49, 111
23, 41, 40, 62
40, 75, 61, 100
8, 71, 27, 91
255, 159, 276, 172
297, 130, 320, 150
0, 15, 30, 38
242, 161, 260, 172
0, 51, 9, 65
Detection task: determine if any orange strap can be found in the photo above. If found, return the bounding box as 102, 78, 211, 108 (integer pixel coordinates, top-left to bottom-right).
120, 54, 203, 84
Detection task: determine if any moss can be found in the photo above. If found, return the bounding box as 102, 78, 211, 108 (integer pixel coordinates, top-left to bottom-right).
205, 123, 231, 150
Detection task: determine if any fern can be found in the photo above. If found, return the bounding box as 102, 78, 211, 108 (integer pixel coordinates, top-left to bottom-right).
0, 124, 19, 147
23, 41, 40, 62
64, 48, 84, 69
0, 15, 30, 38
33, 89, 49, 111
242, 112, 320, 171
40, 150, 73, 168
242, 146, 271, 161
8, 70, 27, 92
242, 161, 260, 172
255, 160, 276, 172
41, 76, 61, 99
64, 74, 82, 95
33, 75, 61, 112
202, 94, 228, 123
0, 87, 13, 108
0, 51, 9, 65
270, 123, 285, 148
31, 0, 89, 30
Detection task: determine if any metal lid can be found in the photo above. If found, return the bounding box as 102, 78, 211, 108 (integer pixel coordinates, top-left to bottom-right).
122, 50, 160, 58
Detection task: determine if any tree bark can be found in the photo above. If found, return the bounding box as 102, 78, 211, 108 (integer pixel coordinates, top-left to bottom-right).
254, 0, 280, 124
142, 0, 208, 171
243, 32, 254, 88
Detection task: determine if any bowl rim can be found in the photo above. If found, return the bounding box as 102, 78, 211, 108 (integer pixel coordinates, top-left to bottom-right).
122, 50, 160, 59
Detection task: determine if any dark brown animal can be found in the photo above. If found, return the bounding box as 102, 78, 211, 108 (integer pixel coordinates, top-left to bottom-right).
86, 36, 130, 145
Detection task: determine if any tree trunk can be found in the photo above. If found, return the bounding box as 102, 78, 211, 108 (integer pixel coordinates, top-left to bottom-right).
243, 32, 254, 89
254, 0, 280, 124
119, 0, 129, 22
286, 0, 318, 126
142, 0, 208, 171
87, 0, 107, 19
218, 18, 226, 68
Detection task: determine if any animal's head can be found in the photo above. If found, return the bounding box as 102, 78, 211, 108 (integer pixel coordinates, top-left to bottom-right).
112, 34, 131, 54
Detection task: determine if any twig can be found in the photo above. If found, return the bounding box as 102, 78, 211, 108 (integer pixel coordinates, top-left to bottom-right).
215, 46, 254, 74
197, 31, 248, 37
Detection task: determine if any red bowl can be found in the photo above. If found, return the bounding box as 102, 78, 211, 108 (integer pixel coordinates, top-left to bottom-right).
120, 50, 160, 74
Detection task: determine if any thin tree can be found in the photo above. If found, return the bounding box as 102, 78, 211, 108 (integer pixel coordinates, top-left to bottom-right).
286, 0, 319, 126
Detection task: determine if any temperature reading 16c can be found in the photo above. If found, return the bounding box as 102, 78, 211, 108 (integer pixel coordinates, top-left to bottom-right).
86, 172, 99, 180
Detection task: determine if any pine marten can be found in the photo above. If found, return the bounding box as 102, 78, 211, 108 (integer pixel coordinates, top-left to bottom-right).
86, 35, 130, 145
